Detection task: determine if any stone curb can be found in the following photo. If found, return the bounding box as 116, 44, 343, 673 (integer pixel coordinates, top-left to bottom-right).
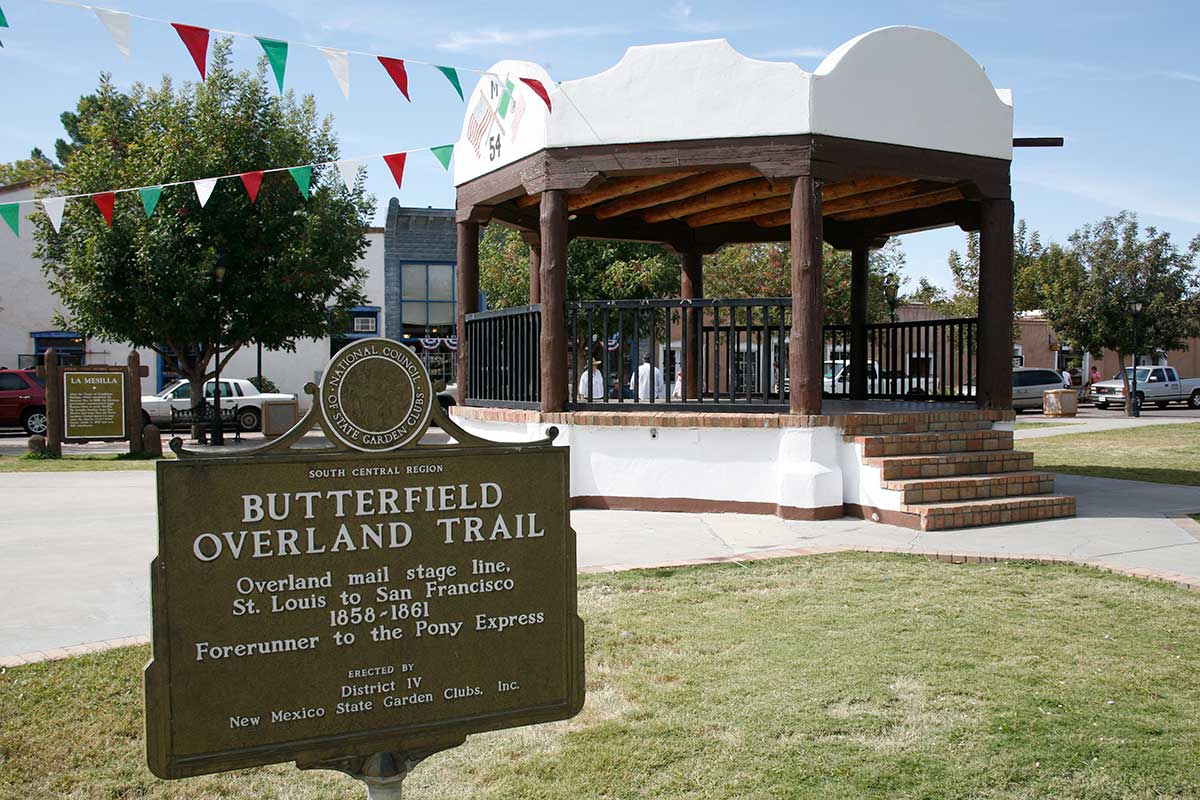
7, 541, 1200, 668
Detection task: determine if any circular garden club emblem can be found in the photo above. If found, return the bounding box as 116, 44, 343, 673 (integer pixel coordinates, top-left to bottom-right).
319, 338, 433, 451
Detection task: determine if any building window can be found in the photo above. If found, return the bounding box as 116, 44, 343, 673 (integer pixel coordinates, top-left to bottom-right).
330, 305, 381, 356
399, 262, 456, 338
24, 331, 85, 368
353, 316, 377, 333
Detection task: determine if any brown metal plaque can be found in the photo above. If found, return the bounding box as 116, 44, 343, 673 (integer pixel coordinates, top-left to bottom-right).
63, 369, 126, 440
145, 339, 583, 779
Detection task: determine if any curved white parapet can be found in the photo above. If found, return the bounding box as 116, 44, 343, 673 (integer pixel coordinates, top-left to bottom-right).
454, 26, 1013, 187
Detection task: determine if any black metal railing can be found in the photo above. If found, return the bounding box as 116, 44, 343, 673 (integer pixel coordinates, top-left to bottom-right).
824, 318, 977, 401
464, 300, 978, 410
465, 304, 541, 408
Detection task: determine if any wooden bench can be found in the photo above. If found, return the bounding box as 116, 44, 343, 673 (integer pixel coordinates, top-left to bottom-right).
169, 403, 242, 441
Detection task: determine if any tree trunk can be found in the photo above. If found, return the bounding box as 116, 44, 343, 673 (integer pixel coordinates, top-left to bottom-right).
1117, 350, 1136, 417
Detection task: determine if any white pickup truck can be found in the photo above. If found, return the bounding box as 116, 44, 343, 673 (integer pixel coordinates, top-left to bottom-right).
1091, 366, 1200, 411
141, 378, 297, 431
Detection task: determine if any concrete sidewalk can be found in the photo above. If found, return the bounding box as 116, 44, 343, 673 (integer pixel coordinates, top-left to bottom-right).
1, 470, 1198, 662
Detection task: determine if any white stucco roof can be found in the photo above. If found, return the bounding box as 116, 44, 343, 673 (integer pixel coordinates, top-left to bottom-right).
454, 26, 1013, 187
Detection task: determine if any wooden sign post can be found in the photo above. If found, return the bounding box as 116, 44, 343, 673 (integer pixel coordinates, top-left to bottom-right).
144, 338, 584, 797
37, 349, 149, 457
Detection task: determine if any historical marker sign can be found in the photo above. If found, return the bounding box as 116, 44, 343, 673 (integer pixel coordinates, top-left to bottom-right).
62, 369, 126, 440
145, 339, 583, 780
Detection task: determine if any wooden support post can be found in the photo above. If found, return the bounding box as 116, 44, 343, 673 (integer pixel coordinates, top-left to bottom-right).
789, 176, 823, 414
42, 348, 63, 457
456, 221, 480, 406
126, 351, 145, 453
849, 244, 869, 401
521, 231, 542, 305
977, 197, 1014, 410
540, 190, 569, 413
680, 251, 703, 400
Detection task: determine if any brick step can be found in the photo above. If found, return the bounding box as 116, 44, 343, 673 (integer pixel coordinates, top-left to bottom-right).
850, 428, 1013, 457
867, 450, 1034, 481
839, 419, 998, 436
904, 494, 1077, 531
881, 471, 1056, 504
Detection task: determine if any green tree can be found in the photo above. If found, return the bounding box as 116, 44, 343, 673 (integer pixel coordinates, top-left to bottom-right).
35, 41, 373, 421
479, 226, 681, 306
943, 220, 1048, 317
1038, 211, 1200, 413
0, 148, 59, 186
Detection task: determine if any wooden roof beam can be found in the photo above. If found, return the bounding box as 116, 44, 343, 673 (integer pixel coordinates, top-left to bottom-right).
593, 168, 760, 219
642, 178, 790, 223
751, 184, 965, 228
514, 170, 703, 210
687, 177, 926, 228
831, 187, 967, 221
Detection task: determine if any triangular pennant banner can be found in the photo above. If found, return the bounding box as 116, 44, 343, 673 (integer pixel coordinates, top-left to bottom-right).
378, 57, 410, 101
382, 153, 407, 190
92, 192, 115, 227
336, 160, 359, 191
172, 23, 210, 80
0, 6, 7, 27
194, 177, 218, 208
40, 197, 65, 233
520, 78, 553, 112
93, 9, 130, 58
139, 186, 162, 218
320, 47, 350, 99
435, 66, 464, 100
430, 145, 454, 171
0, 203, 19, 237
257, 37, 288, 93
240, 171, 263, 202
288, 166, 312, 200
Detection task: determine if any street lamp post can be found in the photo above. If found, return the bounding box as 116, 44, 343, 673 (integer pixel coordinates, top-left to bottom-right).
884, 276, 899, 323
1127, 300, 1143, 418
211, 254, 227, 445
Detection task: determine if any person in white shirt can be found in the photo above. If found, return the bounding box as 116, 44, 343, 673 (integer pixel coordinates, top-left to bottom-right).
1061, 368, 1072, 387
630, 353, 665, 400
578, 359, 605, 401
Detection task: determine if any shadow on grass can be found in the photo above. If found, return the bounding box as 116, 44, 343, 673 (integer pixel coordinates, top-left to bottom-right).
1038, 464, 1200, 488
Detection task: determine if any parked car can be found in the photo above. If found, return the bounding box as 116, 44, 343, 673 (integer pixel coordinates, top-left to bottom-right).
437, 382, 457, 411
142, 378, 295, 431
0, 369, 47, 435
1090, 366, 1200, 411
1011, 367, 1072, 411
961, 367, 1070, 410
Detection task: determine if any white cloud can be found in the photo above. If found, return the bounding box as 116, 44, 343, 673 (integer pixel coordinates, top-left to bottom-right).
435, 25, 626, 53
665, 1, 754, 34
1154, 69, 1200, 84
1017, 169, 1200, 228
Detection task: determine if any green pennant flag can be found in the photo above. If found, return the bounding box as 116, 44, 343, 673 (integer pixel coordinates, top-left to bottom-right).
497, 78, 515, 118
257, 37, 288, 93
435, 66, 463, 100
139, 186, 162, 218
430, 145, 454, 171
0, 203, 19, 236
0, 6, 9, 27
289, 165, 312, 199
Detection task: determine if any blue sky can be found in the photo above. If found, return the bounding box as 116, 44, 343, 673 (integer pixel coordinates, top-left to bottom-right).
2, 0, 1198, 291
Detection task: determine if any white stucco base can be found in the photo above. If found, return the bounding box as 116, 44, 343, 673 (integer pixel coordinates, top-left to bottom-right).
449, 415, 876, 518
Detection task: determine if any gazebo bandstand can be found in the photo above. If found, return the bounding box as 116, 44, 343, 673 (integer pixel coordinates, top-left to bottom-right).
447, 29, 1075, 530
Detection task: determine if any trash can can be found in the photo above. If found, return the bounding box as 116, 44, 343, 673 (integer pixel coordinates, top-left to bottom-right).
1042, 388, 1078, 417
260, 398, 300, 436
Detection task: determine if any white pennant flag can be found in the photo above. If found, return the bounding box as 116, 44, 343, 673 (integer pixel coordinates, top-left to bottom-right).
194, 178, 219, 208
94, 9, 131, 58
41, 197, 66, 233
337, 160, 360, 191
320, 48, 351, 99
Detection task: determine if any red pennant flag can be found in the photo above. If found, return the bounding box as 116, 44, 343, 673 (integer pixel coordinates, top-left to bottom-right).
172, 23, 210, 80
378, 57, 410, 101
382, 152, 407, 190
520, 78, 552, 112
240, 171, 264, 202
92, 192, 115, 227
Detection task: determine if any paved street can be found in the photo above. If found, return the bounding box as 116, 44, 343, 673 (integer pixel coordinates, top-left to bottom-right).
2, 466, 1198, 659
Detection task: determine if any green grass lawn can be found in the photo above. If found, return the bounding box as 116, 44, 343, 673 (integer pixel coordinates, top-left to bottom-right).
1013, 421, 1079, 430
5, 553, 1200, 799
0, 452, 167, 472
1021, 422, 1200, 486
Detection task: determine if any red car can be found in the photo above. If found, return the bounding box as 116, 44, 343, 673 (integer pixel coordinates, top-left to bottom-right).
0, 369, 47, 435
